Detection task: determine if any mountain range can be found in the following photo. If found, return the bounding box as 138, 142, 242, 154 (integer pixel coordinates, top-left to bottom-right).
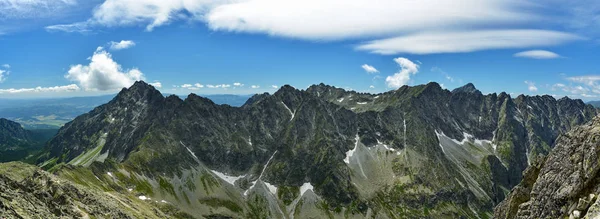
22, 81, 595, 218
1, 81, 598, 218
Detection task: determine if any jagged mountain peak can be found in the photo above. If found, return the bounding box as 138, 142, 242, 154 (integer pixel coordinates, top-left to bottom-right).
114, 80, 164, 103
452, 82, 480, 94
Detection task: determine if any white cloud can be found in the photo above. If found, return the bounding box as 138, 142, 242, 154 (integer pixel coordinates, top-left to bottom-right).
0, 0, 77, 20
369, 85, 375, 89
207, 0, 535, 40
431, 67, 454, 82
44, 0, 586, 56
205, 84, 231, 88
2, 64, 9, 69
552, 83, 590, 95
581, 93, 597, 98
357, 30, 583, 55
194, 83, 204, 88
566, 75, 600, 86
361, 64, 378, 74
181, 84, 193, 88
49, 0, 536, 38
0, 69, 7, 83
109, 40, 136, 50
149, 81, 162, 88
251, 85, 260, 89
271, 85, 278, 89
0, 84, 79, 94
233, 82, 244, 87
525, 81, 538, 92
386, 57, 419, 89
514, 50, 561, 59
45, 21, 92, 33
65, 47, 144, 91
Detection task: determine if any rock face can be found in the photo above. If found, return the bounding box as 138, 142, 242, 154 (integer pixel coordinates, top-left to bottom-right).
0, 162, 191, 218
495, 116, 600, 219
35, 81, 597, 218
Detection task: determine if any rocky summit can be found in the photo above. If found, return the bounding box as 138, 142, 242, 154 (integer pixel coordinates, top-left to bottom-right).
23, 81, 598, 218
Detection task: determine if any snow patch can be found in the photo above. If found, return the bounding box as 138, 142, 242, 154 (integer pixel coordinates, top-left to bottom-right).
280, 101, 295, 121
127, 188, 133, 192
107, 172, 113, 177
337, 97, 344, 102
374, 95, 380, 99
138, 196, 150, 200
211, 170, 245, 185
376, 139, 396, 152
244, 181, 257, 196
264, 182, 278, 195
343, 134, 360, 164
300, 183, 314, 196
180, 141, 199, 161
357, 102, 367, 105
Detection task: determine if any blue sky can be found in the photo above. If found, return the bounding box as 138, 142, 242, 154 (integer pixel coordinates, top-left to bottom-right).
0, 0, 599, 100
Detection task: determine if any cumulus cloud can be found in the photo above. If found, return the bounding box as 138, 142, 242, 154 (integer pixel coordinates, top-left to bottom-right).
65, 47, 144, 91
251, 85, 260, 89
525, 81, 538, 92
233, 82, 244, 87
356, 30, 582, 55
181, 84, 192, 88
194, 83, 204, 88
0, 84, 79, 94
271, 85, 278, 89
2, 64, 9, 69
514, 50, 561, 59
369, 85, 375, 89
361, 64, 378, 74
386, 57, 419, 89
149, 81, 162, 88
109, 40, 136, 50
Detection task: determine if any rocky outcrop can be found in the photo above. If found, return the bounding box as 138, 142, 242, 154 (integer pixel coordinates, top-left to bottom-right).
495, 116, 600, 218
0, 162, 191, 218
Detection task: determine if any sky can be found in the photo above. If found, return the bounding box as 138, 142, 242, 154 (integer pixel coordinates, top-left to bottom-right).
0, 0, 599, 100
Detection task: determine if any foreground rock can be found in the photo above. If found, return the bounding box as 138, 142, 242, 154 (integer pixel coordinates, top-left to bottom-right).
495, 116, 600, 218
